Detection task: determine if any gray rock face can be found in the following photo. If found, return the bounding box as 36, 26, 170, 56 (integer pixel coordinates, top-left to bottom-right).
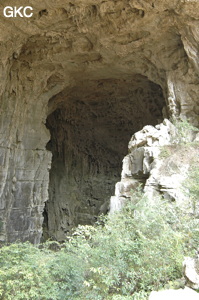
0, 0, 198, 242
110, 119, 198, 214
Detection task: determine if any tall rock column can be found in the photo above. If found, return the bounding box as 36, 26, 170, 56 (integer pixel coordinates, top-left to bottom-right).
0, 63, 52, 244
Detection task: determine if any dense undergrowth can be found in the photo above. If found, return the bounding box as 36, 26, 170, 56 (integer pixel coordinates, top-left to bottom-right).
1, 181, 199, 300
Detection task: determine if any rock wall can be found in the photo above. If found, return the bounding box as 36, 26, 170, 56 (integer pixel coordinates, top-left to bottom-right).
110, 119, 199, 215
0, 0, 198, 242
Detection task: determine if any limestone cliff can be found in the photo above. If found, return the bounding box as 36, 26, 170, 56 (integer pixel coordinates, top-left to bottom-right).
110, 119, 199, 215
0, 0, 198, 242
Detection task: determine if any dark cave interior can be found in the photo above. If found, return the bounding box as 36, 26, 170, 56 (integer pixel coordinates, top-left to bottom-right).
43, 75, 166, 241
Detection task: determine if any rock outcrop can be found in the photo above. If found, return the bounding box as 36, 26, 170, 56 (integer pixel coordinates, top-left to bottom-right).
183, 256, 199, 290
0, 0, 198, 242
110, 119, 198, 214
149, 287, 199, 300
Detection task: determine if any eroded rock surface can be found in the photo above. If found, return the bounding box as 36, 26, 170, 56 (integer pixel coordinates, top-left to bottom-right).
110, 119, 199, 214
0, 0, 198, 242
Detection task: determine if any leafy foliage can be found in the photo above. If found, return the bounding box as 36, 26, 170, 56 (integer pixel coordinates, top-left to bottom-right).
0, 189, 199, 299
172, 118, 199, 144
186, 166, 199, 207
180, 165, 199, 252
0, 243, 57, 299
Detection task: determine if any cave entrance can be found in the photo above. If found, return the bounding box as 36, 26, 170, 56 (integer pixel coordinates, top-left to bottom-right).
43, 75, 166, 241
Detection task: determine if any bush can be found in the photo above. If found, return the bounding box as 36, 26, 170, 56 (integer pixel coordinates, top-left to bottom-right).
0, 189, 199, 299
180, 165, 199, 252
0, 241, 87, 300
186, 166, 199, 210
172, 118, 199, 144
76, 194, 184, 298
0, 243, 57, 299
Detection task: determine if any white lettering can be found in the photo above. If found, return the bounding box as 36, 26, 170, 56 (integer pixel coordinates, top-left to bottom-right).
14, 7, 24, 18
3, 6, 33, 18
3, 6, 13, 18
23, 6, 33, 18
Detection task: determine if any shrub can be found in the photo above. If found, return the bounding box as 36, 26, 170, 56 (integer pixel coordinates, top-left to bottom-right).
0, 243, 57, 300
186, 166, 199, 208
180, 165, 199, 252
77, 194, 184, 298
0, 189, 199, 299
172, 118, 199, 144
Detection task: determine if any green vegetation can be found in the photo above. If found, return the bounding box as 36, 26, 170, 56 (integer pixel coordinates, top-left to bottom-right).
159, 146, 171, 159
186, 166, 199, 203
1, 186, 199, 299
172, 118, 199, 144
183, 165, 199, 217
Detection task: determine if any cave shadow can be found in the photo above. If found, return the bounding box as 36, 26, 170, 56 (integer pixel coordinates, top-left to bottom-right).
42, 75, 166, 241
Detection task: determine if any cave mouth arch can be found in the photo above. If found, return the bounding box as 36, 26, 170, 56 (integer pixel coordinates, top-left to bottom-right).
43, 75, 166, 241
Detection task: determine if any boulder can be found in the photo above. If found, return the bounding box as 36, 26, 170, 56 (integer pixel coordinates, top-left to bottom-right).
149, 287, 199, 300
183, 257, 199, 290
